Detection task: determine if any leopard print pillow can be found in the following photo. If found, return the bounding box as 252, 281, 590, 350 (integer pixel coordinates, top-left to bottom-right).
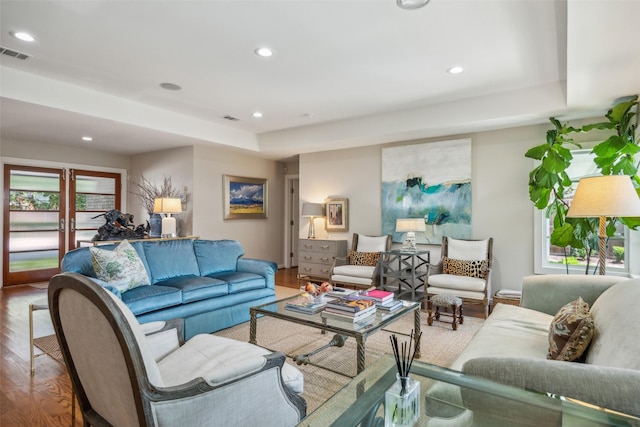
442, 256, 489, 279
349, 251, 381, 266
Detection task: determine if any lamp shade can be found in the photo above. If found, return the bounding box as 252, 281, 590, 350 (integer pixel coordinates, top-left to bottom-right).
395, 218, 426, 232
566, 176, 640, 218
153, 197, 182, 214
301, 203, 324, 217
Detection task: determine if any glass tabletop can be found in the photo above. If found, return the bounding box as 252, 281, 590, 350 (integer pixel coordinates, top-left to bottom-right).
297, 354, 639, 427
252, 294, 420, 336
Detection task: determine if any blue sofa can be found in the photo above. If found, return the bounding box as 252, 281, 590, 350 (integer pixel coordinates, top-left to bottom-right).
61, 239, 277, 339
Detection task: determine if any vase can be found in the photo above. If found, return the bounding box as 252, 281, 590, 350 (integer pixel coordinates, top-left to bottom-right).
148, 213, 162, 238
385, 374, 420, 427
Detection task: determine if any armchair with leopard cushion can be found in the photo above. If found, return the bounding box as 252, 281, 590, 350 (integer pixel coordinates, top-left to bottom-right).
426, 236, 493, 318
330, 233, 392, 289
48, 272, 306, 427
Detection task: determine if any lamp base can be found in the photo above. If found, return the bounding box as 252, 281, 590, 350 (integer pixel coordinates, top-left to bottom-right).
307, 216, 317, 239
402, 231, 417, 251
161, 216, 177, 239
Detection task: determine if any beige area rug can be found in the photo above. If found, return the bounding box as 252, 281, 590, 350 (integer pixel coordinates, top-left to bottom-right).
215, 302, 483, 413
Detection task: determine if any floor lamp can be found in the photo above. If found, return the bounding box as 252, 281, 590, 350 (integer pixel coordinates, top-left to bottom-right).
566, 175, 640, 275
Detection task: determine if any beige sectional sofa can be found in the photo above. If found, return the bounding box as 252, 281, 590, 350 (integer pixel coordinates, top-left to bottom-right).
425, 274, 640, 422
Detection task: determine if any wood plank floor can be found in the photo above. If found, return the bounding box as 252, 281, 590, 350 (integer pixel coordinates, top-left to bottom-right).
1, 267, 482, 426
0, 268, 300, 427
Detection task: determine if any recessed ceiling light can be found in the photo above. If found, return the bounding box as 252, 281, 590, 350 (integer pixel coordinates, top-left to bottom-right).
254, 47, 273, 57
159, 82, 182, 91
10, 31, 35, 42
82, 136, 93, 142
447, 66, 464, 74
252, 112, 263, 118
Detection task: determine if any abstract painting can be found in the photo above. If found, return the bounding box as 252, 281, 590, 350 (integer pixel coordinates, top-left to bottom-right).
381, 139, 471, 243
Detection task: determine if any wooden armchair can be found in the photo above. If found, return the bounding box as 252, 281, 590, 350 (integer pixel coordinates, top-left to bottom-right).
330, 233, 392, 289
48, 272, 306, 427
427, 237, 493, 318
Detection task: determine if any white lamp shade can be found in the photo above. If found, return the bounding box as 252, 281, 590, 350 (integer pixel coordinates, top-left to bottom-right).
395, 218, 426, 232
567, 175, 640, 218
153, 197, 182, 214
301, 203, 324, 217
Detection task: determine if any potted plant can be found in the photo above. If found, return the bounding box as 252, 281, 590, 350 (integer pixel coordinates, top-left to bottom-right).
525, 95, 639, 273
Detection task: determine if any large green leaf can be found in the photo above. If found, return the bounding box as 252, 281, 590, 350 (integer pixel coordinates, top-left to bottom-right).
621, 216, 640, 230
525, 144, 549, 160
613, 157, 638, 175
542, 150, 567, 173
606, 96, 638, 123
550, 223, 574, 247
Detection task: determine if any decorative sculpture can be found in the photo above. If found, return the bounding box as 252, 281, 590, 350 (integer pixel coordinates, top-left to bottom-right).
92, 209, 148, 241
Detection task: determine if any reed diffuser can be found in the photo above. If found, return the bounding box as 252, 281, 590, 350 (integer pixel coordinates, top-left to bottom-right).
385, 330, 422, 427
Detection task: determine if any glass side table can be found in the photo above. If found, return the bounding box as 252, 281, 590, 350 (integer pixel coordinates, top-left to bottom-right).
379, 250, 430, 301
297, 354, 639, 427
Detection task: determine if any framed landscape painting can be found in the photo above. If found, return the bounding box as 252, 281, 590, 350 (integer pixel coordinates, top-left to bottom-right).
325, 197, 348, 232
223, 175, 268, 220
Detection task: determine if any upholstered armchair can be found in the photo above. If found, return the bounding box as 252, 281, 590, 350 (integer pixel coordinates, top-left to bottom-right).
48, 272, 306, 427
330, 233, 392, 289
427, 237, 493, 318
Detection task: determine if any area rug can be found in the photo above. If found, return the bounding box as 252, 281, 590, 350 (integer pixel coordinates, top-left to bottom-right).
215, 309, 483, 413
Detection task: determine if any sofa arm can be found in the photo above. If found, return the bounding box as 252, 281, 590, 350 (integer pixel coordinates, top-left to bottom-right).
463, 357, 640, 418
520, 274, 623, 315
237, 258, 277, 289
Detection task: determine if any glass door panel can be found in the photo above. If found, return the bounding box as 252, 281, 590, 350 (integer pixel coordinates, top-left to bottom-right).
3, 165, 65, 285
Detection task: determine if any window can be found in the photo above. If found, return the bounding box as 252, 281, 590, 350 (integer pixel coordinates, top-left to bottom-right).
534, 150, 631, 275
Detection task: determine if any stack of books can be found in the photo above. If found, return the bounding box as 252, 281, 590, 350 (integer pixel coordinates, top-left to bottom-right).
285, 295, 326, 314
376, 299, 404, 312
357, 289, 395, 304
322, 298, 376, 322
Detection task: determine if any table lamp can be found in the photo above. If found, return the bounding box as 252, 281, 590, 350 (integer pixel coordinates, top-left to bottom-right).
153, 197, 182, 238
566, 175, 640, 275
396, 218, 426, 250
301, 203, 324, 239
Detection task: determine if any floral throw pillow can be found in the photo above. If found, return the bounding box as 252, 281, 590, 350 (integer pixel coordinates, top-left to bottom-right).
90, 240, 150, 293
349, 251, 381, 266
442, 256, 489, 280
547, 297, 594, 362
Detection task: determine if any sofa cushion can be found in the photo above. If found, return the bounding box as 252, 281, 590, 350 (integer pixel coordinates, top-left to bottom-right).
349, 251, 381, 266
428, 274, 487, 292
156, 275, 229, 304
121, 284, 183, 316
333, 264, 375, 279
586, 278, 640, 369
193, 239, 244, 276
143, 240, 200, 283
442, 256, 489, 280
90, 240, 151, 292
208, 271, 265, 293
547, 297, 593, 362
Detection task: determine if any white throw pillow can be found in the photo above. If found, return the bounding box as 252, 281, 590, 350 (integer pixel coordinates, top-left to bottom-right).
90, 240, 151, 292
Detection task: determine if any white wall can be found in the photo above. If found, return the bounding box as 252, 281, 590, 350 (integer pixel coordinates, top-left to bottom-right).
129, 146, 195, 236
300, 124, 543, 291
192, 145, 286, 265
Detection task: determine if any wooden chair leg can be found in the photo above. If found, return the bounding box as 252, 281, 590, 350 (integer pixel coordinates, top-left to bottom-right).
459, 304, 464, 324
450, 304, 458, 330
427, 299, 434, 326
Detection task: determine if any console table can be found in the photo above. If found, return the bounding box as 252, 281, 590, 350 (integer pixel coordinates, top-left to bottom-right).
76, 235, 200, 247
379, 250, 429, 301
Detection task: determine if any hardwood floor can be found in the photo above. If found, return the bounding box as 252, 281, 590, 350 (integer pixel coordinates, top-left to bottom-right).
0, 267, 482, 426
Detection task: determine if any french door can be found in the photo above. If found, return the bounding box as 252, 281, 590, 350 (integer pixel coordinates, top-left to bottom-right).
3, 165, 121, 286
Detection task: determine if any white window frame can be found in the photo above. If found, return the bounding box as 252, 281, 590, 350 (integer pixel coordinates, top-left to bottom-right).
533, 150, 636, 277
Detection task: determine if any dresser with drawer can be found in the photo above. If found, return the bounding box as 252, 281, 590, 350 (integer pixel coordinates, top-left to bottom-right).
298, 238, 348, 283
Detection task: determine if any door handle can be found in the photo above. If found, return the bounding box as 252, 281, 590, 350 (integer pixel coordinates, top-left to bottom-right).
70, 218, 76, 232
60, 218, 65, 232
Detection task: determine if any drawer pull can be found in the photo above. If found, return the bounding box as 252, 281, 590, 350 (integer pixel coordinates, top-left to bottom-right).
320, 269, 329, 274
303, 267, 312, 272
304, 256, 313, 260
320, 245, 330, 250
320, 257, 329, 262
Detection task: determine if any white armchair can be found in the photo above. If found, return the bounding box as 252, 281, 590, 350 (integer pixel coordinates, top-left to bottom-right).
427, 237, 493, 318
330, 233, 392, 289
48, 272, 306, 427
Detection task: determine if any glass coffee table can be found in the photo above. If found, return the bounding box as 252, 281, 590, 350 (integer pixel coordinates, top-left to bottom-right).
297, 354, 639, 426
249, 295, 421, 376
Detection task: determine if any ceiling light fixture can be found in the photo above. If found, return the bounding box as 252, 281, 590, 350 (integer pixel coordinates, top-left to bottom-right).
10, 31, 35, 42
159, 82, 182, 91
254, 47, 273, 57
82, 136, 93, 142
397, 0, 431, 10
447, 66, 464, 74
252, 112, 263, 118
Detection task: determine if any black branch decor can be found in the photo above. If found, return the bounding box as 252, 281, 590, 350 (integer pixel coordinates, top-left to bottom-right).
390, 330, 422, 395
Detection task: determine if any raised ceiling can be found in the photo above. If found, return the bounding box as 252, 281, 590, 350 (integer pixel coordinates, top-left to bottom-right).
1, 0, 639, 160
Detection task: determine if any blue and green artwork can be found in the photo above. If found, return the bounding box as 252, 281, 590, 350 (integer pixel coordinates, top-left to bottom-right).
381, 139, 472, 243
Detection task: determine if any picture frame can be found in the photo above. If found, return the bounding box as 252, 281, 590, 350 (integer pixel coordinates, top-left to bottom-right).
223, 175, 268, 220
325, 197, 348, 232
